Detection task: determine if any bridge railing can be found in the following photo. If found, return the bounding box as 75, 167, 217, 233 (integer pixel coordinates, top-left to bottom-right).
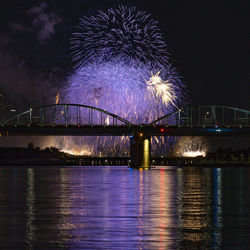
2, 104, 250, 128
1, 104, 134, 127
150, 105, 250, 127
190, 106, 250, 127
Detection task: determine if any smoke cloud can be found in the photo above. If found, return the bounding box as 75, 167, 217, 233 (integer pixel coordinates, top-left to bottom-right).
27, 2, 62, 42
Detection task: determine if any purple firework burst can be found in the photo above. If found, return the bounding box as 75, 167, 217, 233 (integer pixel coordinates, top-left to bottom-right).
61, 5, 187, 156
71, 5, 169, 68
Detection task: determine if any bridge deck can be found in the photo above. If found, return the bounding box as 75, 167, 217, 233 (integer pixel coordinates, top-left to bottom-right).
1, 125, 250, 136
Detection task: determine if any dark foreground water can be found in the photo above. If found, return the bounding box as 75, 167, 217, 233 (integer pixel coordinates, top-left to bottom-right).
0, 166, 249, 249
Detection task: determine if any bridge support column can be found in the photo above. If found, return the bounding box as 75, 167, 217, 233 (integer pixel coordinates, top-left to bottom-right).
130, 135, 151, 168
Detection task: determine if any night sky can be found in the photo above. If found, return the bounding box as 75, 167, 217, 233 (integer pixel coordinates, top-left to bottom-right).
0, 0, 249, 111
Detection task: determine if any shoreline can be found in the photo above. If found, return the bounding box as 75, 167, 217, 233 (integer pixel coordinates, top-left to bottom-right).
1, 147, 249, 167
0, 158, 249, 167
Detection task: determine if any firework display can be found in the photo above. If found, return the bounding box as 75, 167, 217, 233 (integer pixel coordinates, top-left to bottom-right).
71, 5, 169, 68
63, 5, 186, 156
66, 59, 183, 123
174, 137, 207, 157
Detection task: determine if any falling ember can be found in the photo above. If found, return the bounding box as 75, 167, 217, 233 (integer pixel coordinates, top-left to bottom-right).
56, 93, 60, 104
105, 116, 110, 126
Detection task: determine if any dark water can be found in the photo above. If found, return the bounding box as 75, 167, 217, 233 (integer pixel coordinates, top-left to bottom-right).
0, 166, 249, 249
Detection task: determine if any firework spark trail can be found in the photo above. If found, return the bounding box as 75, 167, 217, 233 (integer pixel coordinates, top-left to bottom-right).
145, 71, 179, 109
55, 93, 60, 104
61, 5, 187, 156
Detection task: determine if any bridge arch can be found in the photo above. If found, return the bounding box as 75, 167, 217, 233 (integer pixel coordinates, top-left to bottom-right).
2, 103, 134, 126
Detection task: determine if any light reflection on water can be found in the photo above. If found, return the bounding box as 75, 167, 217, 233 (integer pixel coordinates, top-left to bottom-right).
0, 166, 249, 249
25, 168, 36, 248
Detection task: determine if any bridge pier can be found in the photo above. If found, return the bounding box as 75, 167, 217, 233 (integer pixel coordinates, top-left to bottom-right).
130, 134, 151, 168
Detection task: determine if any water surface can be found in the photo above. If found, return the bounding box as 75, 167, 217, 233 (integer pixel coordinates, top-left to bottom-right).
0, 166, 249, 249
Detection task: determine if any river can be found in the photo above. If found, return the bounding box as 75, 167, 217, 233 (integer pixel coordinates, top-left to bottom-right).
0, 165, 249, 249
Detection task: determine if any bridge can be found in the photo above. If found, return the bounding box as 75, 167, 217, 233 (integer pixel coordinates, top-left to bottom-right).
1, 104, 250, 167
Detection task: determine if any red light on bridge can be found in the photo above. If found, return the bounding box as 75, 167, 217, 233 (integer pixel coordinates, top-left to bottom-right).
160, 128, 165, 133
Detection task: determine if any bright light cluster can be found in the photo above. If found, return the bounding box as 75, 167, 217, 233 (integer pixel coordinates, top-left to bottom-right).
146, 71, 178, 108
174, 137, 208, 158
183, 151, 206, 158
61, 148, 92, 156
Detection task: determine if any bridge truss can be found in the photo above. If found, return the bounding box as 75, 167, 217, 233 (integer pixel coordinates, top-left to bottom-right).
2, 104, 133, 127
0, 104, 250, 137
150, 105, 250, 128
